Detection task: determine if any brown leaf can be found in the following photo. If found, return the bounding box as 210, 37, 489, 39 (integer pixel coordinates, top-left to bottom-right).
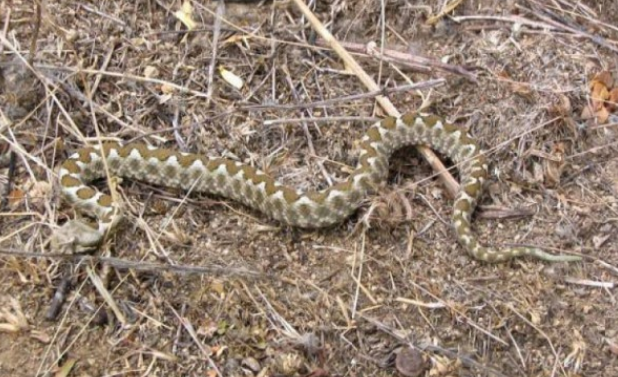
590, 81, 609, 110
580, 104, 595, 120
8, 189, 24, 206
596, 105, 610, 124
593, 70, 614, 89
608, 88, 618, 111
511, 81, 534, 100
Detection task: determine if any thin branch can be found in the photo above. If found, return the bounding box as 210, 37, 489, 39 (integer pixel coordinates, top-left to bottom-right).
0, 248, 265, 279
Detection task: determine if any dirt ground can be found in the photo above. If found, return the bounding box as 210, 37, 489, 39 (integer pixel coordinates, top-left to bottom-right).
1, 0, 617, 376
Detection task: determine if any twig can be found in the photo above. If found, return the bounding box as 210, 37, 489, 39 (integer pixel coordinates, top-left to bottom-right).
426, 0, 465, 25
45, 270, 72, 321
205, 0, 225, 106
452, 14, 560, 31
521, 1, 618, 53
0, 248, 265, 279
29, 1, 41, 66
0, 147, 16, 210
35, 65, 212, 98
291, 0, 459, 198
331, 39, 478, 82
86, 265, 127, 325
563, 278, 615, 289
263, 115, 378, 126
239, 80, 445, 111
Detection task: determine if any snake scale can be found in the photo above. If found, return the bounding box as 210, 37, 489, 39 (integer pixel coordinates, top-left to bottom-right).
56, 113, 580, 262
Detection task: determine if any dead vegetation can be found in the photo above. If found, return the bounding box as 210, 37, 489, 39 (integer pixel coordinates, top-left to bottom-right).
1, 0, 618, 376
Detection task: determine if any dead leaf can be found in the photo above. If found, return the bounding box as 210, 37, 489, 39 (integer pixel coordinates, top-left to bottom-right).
219, 66, 244, 90
174, 0, 197, 30
54, 358, 77, 377
161, 83, 176, 94
593, 70, 614, 89
143, 66, 159, 78
511, 81, 534, 100
8, 188, 24, 206
580, 104, 595, 120
596, 105, 610, 124
590, 80, 609, 110
609, 88, 618, 111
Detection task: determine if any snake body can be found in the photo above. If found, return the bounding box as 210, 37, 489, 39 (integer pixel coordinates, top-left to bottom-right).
56, 114, 579, 262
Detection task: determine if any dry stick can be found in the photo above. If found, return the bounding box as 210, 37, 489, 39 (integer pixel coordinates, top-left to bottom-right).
240, 80, 445, 111
36, 64, 212, 98
264, 116, 378, 126
45, 271, 72, 320
426, 0, 465, 25
205, 0, 225, 106
455, 10, 618, 54
89, 41, 117, 97
0, 248, 265, 279
0, 3, 11, 54
321, 39, 477, 82
0, 147, 16, 211
522, 2, 618, 53
28, 0, 41, 66
451, 15, 561, 31
291, 0, 459, 198
78, 3, 127, 26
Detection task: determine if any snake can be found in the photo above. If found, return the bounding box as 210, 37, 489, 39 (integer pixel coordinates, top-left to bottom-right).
55, 113, 580, 262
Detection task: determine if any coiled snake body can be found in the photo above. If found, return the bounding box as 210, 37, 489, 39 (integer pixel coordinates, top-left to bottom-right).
56, 113, 580, 262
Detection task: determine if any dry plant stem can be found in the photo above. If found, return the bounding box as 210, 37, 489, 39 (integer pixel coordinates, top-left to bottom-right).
523, 0, 618, 53
451, 15, 560, 31
426, 0, 465, 25
325, 39, 477, 82
29, 1, 41, 66
205, 0, 225, 106
240, 80, 445, 111
291, 0, 459, 198
455, 10, 618, 54
35, 65, 211, 98
0, 248, 265, 279
86, 266, 127, 325
0, 149, 16, 210
45, 270, 72, 320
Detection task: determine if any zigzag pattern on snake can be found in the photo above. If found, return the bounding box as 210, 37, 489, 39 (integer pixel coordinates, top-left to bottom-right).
55, 113, 580, 262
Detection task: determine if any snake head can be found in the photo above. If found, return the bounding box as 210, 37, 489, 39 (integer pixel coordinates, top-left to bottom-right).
51, 219, 104, 254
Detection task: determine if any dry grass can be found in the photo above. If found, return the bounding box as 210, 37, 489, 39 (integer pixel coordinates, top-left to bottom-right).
1, 0, 618, 376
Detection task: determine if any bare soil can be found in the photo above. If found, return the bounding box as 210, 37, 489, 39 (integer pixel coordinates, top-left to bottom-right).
1, 0, 617, 376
